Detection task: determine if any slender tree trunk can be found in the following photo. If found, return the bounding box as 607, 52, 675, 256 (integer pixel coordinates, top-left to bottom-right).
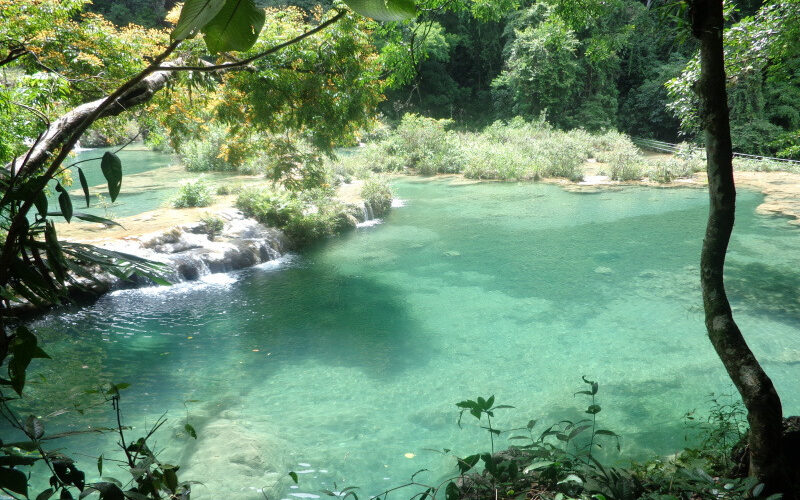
690, 0, 789, 494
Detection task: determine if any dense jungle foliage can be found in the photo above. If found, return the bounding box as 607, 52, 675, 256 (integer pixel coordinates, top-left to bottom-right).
39, 0, 800, 159
1, 0, 799, 498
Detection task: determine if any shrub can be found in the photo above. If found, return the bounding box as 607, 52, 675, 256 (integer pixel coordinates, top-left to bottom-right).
199, 213, 225, 240
173, 177, 214, 208
593, 134, 645, 181
385, 114, 464, 174
178, 125, 244, 172
360, 177, 393, 217
537, 132, 588, 181
236, 187, 359, 247
236, 187, 301, 228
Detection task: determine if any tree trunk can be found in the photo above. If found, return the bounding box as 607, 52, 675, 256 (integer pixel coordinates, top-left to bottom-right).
690, 0, 789, 494
5, 64, 178, 174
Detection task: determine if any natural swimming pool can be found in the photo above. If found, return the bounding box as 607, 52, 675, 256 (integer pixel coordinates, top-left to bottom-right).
18, 177, 800, 499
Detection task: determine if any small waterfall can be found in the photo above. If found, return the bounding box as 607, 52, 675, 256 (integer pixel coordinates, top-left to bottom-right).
362, 201, 375, 221
173, 253, 211, 281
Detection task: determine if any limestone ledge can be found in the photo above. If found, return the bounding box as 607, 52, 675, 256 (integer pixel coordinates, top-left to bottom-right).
99, 208, 290, 289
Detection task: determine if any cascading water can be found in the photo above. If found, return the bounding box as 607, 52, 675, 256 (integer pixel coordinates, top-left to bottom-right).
362, 200, 375, 221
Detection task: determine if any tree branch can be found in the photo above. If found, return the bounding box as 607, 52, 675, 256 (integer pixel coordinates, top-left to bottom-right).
155, 11, 346, 72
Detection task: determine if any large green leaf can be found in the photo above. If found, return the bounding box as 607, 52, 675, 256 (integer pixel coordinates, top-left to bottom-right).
78, 167, 90, 207
55, 183, 73, 223
0, 466, 27, 496
172, 0, 227, 41
343, 0, 416, 21
100, 152, 122, 202
202, 0, 266, 54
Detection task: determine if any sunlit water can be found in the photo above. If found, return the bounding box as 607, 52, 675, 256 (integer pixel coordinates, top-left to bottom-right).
13, 178, 800, 499
57, 147, 237, 218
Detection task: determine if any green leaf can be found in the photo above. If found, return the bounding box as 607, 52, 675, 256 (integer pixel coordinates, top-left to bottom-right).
0, 466, 28, 496
44, 222, 67, 283
97, 455, 103, 476
25, 415, 45, 439
184, 423, 197, 439
456, 454, 480, 474
567, 424, 591, 440
582, 376, 598, 395
78, 168, 90, 207
73, 213, 123, 228
485, 395, 495, 408
36, 488, 55, 500
288, 471, 298, 484
595, 430, 618, 437
445, 481, 459, 500
455, 400, 477, 409
202, 0, 266, 54
55, 183, 73, 223
100, 152, 122, 202
34, 190, 48, 219
164, 467, 179, 492
343, 0, 416, 21
522, 461, 554, 473
172, 0, 227, 41
586, 404, 601, 414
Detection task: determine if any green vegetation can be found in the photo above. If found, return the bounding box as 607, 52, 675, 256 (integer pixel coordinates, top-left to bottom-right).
360, 177, 393, 217
2, 0, 800, 497
172, 177, 215, 208
373, 383, 773, 500
335, 115, 670, 183
199, 213, 225, 240
236, 186, 363, 247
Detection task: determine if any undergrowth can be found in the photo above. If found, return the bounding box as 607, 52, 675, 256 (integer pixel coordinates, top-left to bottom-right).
235, 186, 364, 247
344, 381, 775, 500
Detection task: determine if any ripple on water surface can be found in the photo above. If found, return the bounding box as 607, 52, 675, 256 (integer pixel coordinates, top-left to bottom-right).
17, 179, 800, 499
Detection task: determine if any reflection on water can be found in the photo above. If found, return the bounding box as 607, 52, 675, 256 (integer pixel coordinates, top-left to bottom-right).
14, 179, 800, 499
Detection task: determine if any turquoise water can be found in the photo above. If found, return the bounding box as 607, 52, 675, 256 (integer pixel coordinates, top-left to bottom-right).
56, 147, 236, 218
15, 178, 800, 499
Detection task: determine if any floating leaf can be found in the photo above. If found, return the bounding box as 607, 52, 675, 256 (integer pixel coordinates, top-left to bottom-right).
288, 471, 298, 484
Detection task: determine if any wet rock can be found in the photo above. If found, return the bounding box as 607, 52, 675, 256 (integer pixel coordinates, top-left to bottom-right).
99, 210, 289, 289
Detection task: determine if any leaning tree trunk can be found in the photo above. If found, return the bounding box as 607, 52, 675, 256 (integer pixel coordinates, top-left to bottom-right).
690, 0, 788, 494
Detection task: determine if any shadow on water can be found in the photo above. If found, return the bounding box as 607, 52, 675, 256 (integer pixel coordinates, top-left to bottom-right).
17, 256, 432, 426
726, 261, 800, 323
238, 262, 432, 379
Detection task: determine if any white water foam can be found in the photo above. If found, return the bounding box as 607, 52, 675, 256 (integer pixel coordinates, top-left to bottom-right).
356, 219, 383, 228
391, 198, 406, 208
255, 253, 298, 271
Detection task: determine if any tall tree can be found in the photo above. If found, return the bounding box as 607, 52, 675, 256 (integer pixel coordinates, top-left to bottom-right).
689, 0, 794, 495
